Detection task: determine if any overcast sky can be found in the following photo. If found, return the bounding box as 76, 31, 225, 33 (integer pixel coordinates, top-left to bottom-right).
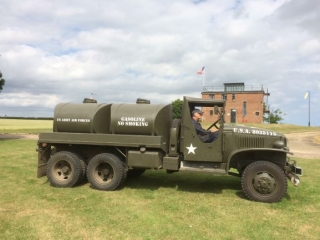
0, 0, 319, 126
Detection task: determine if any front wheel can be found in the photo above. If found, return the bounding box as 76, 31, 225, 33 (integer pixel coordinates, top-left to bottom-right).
241, 161, 287, 203
87, 153, 124, 191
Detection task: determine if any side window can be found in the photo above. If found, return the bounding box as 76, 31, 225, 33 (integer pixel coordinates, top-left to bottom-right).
243, 101, 247, 116
221, 94, 227, 100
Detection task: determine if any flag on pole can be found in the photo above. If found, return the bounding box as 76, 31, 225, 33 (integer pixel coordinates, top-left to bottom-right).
197, 66, 205, 75
304, 92, 309, 99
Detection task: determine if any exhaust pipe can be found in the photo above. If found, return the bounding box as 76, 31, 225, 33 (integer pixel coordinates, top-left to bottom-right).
286, 173, 300, 187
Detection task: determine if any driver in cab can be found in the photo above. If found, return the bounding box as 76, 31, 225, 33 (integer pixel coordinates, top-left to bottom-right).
192, 109, 219, 143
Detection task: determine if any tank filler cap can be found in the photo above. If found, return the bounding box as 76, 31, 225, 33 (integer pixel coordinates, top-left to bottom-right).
136, 98, 150, 104
83, 98, 97, 103
140, 147, 146, 153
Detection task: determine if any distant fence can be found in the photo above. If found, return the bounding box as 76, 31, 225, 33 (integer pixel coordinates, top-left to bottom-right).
203, 85, 266, 92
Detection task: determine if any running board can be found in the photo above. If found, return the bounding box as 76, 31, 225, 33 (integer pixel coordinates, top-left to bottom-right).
180, 161, 227, 174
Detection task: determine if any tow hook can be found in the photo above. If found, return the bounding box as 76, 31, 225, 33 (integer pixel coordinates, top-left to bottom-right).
286, 173, 300, 187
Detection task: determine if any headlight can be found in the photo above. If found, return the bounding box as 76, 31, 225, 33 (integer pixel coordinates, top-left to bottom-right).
273, 140, 285, 149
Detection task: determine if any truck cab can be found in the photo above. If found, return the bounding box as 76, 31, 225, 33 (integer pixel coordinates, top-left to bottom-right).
181, 96, 224, 163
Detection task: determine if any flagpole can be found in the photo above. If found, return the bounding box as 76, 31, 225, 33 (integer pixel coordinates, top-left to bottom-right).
308, 91, 310, 127
203, 68, 205, 88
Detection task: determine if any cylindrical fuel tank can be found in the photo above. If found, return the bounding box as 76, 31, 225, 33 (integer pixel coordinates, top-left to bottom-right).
110, 103, 172, 137
53, 103, 111, 133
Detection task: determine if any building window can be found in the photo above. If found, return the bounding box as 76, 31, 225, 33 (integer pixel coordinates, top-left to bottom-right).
209, 94, 215, 99
232, 94, 235, 101
243, 101, 247, 116
224, 83, 245, 92
255, 111, 260, 116
221, 94, 227, 100
210, 110, 213, 115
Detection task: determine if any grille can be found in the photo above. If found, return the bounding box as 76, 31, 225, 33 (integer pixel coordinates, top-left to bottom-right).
237, 136, 265, 148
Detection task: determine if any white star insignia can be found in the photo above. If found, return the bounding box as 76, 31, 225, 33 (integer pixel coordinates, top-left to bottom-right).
186, 143, 197, 154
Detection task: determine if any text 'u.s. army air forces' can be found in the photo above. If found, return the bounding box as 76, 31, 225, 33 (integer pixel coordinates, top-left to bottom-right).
56, 118, 90, 123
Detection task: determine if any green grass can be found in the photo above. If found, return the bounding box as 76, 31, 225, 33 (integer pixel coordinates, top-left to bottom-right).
0, 139, 319, 240
0, 119, 52, 134
1, 120, 320, 239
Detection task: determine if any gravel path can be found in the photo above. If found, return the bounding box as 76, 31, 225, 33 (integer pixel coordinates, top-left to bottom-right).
0, 134, 38, 140
285, 132, 320, 159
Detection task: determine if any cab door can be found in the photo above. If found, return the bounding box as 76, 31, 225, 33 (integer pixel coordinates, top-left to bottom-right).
181, 119, 223, 162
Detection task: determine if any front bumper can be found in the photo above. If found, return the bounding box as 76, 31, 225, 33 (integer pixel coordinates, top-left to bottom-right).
292, 165, 303, 176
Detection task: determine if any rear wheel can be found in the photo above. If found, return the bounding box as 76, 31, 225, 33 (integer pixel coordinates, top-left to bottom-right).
47, 151, 82, 188
87, 153, 124, 191
77, 157, 87, 184
241, 161, 287, 203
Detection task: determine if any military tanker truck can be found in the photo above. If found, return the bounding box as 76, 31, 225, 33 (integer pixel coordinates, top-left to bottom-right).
37, 96, 302, 203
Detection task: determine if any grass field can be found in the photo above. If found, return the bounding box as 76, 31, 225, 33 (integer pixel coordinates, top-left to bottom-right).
0, 119, 52, 134
1, 121, 320, 239
0, 139, 319, 240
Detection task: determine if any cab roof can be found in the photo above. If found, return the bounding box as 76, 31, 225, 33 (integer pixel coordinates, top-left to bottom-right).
183, 96, 225, 107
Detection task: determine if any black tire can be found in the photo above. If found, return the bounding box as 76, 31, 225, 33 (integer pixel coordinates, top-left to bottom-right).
241, 161, 287, 203
87, 153, 124, 191
171, 119, 181, 151
47, 151, 82, 188
120, 159, 128, 185
172, 118, 181, 128
70, 152, 87, 185
127, 169, 146, 178
77, 157, 87, 184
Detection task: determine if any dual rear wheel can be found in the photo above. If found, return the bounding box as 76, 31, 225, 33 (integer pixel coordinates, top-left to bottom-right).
47, 151, 126, 191
87, 153, 125, 191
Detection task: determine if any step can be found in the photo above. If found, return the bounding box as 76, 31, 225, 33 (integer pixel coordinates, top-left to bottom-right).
179, 161, 227, 174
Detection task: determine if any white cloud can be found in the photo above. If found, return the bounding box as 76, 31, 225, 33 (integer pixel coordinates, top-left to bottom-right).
299, 39, 320, 55
0, 0, 319, 125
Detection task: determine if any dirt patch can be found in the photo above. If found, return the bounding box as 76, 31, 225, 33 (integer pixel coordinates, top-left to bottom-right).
285, 132, 320, 159
0, 134, 39, 140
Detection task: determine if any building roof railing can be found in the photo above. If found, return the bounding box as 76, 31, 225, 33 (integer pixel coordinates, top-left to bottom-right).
202, 85, 265, 92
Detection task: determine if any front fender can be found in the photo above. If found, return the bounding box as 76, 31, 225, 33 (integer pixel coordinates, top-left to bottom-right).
227, 148, 292, 171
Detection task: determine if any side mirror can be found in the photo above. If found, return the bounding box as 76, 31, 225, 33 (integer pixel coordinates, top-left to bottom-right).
214, 105, 219, 115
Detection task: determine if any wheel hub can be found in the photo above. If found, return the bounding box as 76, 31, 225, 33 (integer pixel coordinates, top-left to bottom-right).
101, 169, 110, 176
253, 172, 276, 194
61, 166, 70, 174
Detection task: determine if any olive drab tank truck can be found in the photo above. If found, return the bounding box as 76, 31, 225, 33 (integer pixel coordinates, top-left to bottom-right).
37, 96, 302, 203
